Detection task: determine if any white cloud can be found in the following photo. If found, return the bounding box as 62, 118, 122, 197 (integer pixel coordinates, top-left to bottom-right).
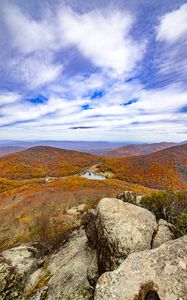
0, 92, 22, 106
2, 3, 145, 88
0, 95, 86, 126
3, 4, 58, 54
157, 4, 187, 43
10, 54, 63, 89
155, 5, 187, 82
137, 85, 187, 113
59, 8, 145, 76
1, 76, 186, 142
0, 3, 186, 142
3, 4, 63, 89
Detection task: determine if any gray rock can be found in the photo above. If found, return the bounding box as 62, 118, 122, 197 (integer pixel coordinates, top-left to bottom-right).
85, 210, 98, 248
86, 251, 99, 287
136, 195, 143, 205
95, 236, 187, 300
28, 287, 48, 300
66, 207, 80, 216
0, 229, 94, 300
0, 243, 48, 300
77, 204, 87, 213
96, 198, 157, 273
116, 191, 136, 204
152, 219, 173, 248
28, 229, 94, 300
117, 192, 143, 205
24, 267, 49, 299
2, 245, 42, 279
0, 256, 23, 300
25, 268, 45, 291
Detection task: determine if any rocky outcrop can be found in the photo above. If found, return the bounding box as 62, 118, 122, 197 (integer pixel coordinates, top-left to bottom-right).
2, 244, 46, 280
96, 198, 157, 273
0, 197, 185, 300
0, 229, 94, 300
116, 191, 136, 204
95, 236, 187, 300
24, 229, 94, 300
67, 204, 87, 216
0, 243, 47, 300
116, 191, 143, 205
152, 219, 173, 248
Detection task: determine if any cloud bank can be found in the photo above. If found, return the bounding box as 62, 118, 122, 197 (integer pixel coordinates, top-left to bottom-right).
0, 1, 186, 142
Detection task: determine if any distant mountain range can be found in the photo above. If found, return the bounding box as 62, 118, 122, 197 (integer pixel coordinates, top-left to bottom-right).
0, 140, 186, 157
0, 140, 126, 155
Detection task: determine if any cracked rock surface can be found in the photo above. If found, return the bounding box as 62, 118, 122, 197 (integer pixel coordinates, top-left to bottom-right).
95, 235, 187, 300
95, 198, 157, 273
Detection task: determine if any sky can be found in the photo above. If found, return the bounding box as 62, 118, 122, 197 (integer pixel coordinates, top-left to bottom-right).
0, 0, 187, 142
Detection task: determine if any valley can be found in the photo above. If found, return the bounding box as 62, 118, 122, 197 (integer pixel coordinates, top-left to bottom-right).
0, 143, 186, 299
0, 142, 186, 253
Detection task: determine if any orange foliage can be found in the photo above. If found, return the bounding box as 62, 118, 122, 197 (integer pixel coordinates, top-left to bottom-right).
0, 146, 101, 179
0, 176, 155, 251
99, 144, 187, 190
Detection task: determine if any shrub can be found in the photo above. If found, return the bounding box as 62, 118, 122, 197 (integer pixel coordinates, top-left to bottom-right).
176, 213, 187, 236
141, 190, 187, 237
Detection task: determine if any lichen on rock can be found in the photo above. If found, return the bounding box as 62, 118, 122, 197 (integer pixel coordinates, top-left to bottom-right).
96, 198, 157, 273
95, 236, 187, 300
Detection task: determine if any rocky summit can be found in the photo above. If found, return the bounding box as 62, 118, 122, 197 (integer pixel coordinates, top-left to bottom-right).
0, 197, 186, 300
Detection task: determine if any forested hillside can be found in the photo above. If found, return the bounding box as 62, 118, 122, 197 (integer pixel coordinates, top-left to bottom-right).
104, 142, 177, 157
0, 146, 101, 179
99, 144, 187, 189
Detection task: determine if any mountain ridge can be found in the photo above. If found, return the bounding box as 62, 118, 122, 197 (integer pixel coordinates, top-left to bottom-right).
103, 141, 187, 157
0, 140, 186, 157
99, 143, 187, 189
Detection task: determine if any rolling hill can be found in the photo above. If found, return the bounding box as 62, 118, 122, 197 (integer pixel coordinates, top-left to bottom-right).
104, 142, 178, 157
0, 143, 186, 251
0, 146, 101, 179
1, 143, 187, 189
99, 144, 187, 189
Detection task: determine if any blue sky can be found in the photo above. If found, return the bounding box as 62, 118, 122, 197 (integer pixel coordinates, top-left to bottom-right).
0, 0, 187, 142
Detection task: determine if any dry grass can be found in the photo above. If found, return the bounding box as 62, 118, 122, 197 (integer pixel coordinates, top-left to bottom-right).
0, 176, 155, 252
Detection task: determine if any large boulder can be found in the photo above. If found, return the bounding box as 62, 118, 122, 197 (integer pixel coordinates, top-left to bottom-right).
95, 236, 187, 300
152, 219, 173, 248
96, 198, 157, 273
